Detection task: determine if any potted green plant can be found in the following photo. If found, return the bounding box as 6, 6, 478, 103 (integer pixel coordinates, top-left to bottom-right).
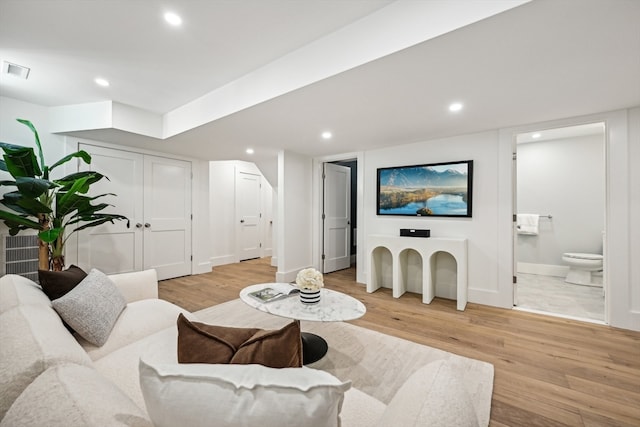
0, 119, 128, 271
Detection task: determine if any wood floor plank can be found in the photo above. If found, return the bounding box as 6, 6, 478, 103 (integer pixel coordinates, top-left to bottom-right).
158, 258, 640, 426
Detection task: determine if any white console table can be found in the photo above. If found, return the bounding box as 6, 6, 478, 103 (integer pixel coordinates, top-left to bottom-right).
367, 235, 468, 311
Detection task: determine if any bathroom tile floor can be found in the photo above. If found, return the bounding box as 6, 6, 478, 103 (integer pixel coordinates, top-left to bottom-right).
515, 273, 604, 322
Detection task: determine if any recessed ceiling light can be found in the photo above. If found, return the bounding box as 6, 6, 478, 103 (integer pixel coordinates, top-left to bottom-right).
246, 148, 254, 154
94, 77, 110, 87
532, 133, 541, 139
2, 61, 30, 79
164, 12, 182, 26
448, 102, 463, 112
321, 131, 333, 140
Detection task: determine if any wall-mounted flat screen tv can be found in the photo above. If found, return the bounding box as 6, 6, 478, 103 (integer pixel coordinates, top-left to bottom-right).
376, 160, 473, 217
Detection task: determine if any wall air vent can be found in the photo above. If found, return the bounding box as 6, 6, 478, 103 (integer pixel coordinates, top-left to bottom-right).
2, 61, 30, 79
2, 234, 39, 282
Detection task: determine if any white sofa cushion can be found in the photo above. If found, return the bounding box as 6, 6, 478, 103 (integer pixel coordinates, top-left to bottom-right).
340, 388, 387, 427
108, 269, 159, 303
376, 360, 480, 427
0, 304, 92, 418
139, 359, 351, 427
93, 326, 180, 410
52, 269, 127, 347
0, 274, 51, 314
79, 299, 193, 361
0, 363, 152, 427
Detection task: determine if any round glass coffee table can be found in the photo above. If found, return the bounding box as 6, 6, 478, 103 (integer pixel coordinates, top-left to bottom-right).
240, 283, 366, 364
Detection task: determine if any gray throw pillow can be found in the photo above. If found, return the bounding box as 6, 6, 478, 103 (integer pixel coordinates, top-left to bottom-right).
52, 269, 126, 347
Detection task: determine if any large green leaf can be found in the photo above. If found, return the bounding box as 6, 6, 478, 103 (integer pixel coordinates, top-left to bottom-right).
55, 176, 92, 210
0, 159, 7, 172
56, 171, 105, 192
0, 210, 41, 229
0, 180, 16, 187
1, 191, 52, 215
68, 203, 112, 222
71, 214, 129, 233
16, 119, 45, 172
15, 176, 56, 198
2, 147, 41, 178
56, 192, 93, 218
0, 142, 27, 151
38, 227, 62, 243
49, 150, 92, 172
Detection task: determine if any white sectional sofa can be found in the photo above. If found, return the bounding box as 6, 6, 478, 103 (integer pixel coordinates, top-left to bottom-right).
0, 271, 485, 427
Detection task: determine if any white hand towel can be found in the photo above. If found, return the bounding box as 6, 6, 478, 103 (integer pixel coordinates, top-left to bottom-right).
517, 214, 539, 235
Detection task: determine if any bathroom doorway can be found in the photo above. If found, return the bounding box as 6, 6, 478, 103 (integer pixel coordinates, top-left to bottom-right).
513, 122, 606, 323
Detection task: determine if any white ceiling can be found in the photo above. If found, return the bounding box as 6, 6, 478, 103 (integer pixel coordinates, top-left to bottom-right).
1, 0, 639, 184
0, 0, 393, 113
517, 122, 605, 144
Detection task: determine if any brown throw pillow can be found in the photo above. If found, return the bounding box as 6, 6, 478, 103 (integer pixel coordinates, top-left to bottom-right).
38, 265, 88, 300
177, 313, 303, 368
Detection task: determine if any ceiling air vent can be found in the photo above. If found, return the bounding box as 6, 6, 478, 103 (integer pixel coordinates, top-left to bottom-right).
2, 61, 30, 79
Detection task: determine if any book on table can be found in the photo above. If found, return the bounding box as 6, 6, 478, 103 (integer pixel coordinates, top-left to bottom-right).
248, 283, 300, 303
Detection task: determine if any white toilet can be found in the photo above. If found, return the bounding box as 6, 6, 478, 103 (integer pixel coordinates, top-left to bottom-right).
562, 252, 603, 286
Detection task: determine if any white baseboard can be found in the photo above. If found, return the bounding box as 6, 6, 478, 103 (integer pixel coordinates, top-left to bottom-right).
271, 256, 277, 267
275, 268, 300, 283
193, 261, 212, 275
517, 262, 568, 277
210, 255, 236, 267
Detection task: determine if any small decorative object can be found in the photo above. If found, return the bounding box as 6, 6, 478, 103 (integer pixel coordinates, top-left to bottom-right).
295, 268, 324, 305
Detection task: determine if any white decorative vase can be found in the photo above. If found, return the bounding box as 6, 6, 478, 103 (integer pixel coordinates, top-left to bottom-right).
299, 288, 321, 305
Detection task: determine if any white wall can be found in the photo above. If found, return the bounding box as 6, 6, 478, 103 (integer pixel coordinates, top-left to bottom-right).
361, 131, 502, 306
191, 159, 212, 275
0, 97, 69, 177
517, 133, 605, 268
628, 107, 640, 326
209, 161, 236, 266
276, 150, 313, 282
208, 160, 273, 266
261, 177, 274, 256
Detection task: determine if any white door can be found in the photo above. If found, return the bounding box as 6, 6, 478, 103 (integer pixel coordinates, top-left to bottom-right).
143, 156, 192, 280
323, 163, 351, 273
77, 146, 191, 280
77, 145, 144, 274
236, 171, 261, 261
512, 150, 518, 306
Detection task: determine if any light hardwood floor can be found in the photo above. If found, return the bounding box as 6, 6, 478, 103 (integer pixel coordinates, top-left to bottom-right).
159, 258, 640, 427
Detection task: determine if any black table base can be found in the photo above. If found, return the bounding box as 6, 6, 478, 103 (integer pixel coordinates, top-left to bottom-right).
301, 332, 328, 364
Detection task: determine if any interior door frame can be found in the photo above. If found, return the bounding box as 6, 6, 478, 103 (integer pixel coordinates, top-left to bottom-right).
510, 120, 609, 324
311, 152, 364, 282
235, 170, 262, 261
322, 162, 351, 273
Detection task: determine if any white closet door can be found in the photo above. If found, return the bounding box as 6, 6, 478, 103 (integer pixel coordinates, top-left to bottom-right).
236, 171, 261, 261
143, 155, 192, 280
77, 145, 144, 274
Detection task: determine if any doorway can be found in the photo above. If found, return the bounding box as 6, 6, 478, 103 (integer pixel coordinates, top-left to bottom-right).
322, 160, 357, 273
513, 123, 606, 323
236, 171, 262, 261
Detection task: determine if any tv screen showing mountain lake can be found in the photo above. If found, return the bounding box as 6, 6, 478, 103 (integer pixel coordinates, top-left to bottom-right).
378, 163, 471, 216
